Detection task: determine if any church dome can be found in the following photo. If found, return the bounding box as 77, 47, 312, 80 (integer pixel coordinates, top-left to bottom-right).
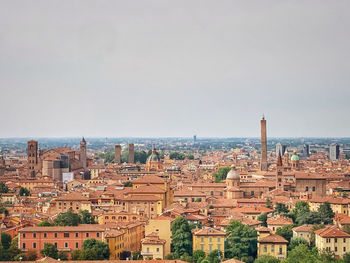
226, 164, 240, 179
147, 149, 160, 162
291, 152, 299, 161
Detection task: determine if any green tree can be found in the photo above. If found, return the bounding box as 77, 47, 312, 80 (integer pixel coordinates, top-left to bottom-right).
8, 236, 22, 260
134, 151, 148, 164
254, 255, 280, 263
284, 244, 318, 263
317, 202, 334, 224
0, 182, 9, 194
19, 187, 30, 196
288, 236, 308, 251
37, 220, 54, 226
291, 200, 310, 224
213, 167, 231, 183
58, 252, 68, 260
132, 251, 143, 260
274, 203, 289, 215
343, 252, 350, 263
169, 152, 186, 160
275, 224, 294, 243
265, 198, 273, 209
41, 243, 58, 259
54, 210, 80, 226
1, 232, 12, 250
79, 210, 95, 224
225, 220, 257, 260
257, 213, 268, 227
123, 181, 133, 187
0, 206, 8, 216
207, 249, 223, 263
71, 250, 83, 260
171, 216, 193, 258
193, 250, 206, 263
82, 238, 110, 260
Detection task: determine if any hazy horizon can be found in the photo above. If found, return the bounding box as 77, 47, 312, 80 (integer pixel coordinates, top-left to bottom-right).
1, 1, 349, 138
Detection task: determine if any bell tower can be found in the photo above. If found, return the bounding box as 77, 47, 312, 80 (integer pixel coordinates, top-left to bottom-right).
27, 140, 38, 177
80, 137, 87, 169
260, 115, 268, 171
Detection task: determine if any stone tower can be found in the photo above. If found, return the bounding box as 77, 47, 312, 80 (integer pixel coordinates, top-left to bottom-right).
27, 140, 38, 177
260, 116, 268, 171
80, 137, 87, 169
128, 143, 134, 164
276, 152, 284, 190
0, 150, 5, 176
115, 144, 121, 164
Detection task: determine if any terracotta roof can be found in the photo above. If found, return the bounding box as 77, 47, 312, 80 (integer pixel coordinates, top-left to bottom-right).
292, 224, 313, 232
55, 192, 89, 201
122, 195, 161, 201
193, 227, 225, 236
105, 229, 124, 238
141, 232, 166, 245
256, 226, 271, 233
258, 234, 288, 244
267, 215, 293, 226
129, 184, 166, 194
19, 224, 105, 232
314, 226, 350, 238
133, 175, 165, 184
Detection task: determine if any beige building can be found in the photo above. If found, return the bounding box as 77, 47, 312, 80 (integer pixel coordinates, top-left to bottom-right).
315, 226, 350, 257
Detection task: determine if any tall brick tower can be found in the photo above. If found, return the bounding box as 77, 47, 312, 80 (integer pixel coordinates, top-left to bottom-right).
115, 145, 121, 164
128, 143, 134, 164
260, 115, 268, 171
0, 150, 5, 177
80, 137, 87, 169
27, 140, 38, 177
276, 152, 284, 190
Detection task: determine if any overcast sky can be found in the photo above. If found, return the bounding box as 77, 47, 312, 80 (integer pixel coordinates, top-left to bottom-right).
0, 1, 349, 138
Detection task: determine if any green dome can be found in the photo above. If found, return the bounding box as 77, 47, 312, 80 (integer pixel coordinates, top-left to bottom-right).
291, 153, 299, 161
147, 149, 160, 162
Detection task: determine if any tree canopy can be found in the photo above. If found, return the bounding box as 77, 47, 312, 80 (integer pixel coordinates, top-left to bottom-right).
171, 216, 193, 258
225, 220, 257, 261
19, 187, 30, 196
213, 167, 231, 183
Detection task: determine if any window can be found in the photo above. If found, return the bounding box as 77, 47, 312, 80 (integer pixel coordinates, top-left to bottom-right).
279, 246, 282, 254
209, 237, 212, 242
64, 233, 69, 238
156, 248, 159, 252
23, 233, 26, 238
326, 238, 330, 243
271, 245, 274, 252
200, 245, 204, 250
86, 233, 89, 238
33, 243, 37, 249
33, 233, 36, 238
201, 237, 204, 242
264, 246, 267, 252
210, 191, 214, 196
344, 238, 347, 243
97, 232, 100, 238
217, 237, 221, 242
76, 243, 79, 249
147, 248, 149, 253
54, 243, 57, 248
335, 238, 337, 243
75, 233, 79, 238
335, 247, 338, 252
54, 233, 58, 238
344, 247, 346, 252
312, 186, 316, 192
23, 243, 26, 249
209, 245, 213, 252
305, 186, 309, 191
217, 244, 221, 251
65, 242, 68, 248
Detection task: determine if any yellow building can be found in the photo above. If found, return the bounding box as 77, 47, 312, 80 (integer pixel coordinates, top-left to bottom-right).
141, 232, 166, 259
267, 215, 293, 233
105, 229, 125, 259
315, 226, 350, 257
292, 224, 313, 244
257, 226, 288, 260
145, 215, 174, 257
308, 198, 350, 215
192, 227, 226, 254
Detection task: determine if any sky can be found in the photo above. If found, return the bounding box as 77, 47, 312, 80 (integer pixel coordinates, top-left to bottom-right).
0, 0, 349, 138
